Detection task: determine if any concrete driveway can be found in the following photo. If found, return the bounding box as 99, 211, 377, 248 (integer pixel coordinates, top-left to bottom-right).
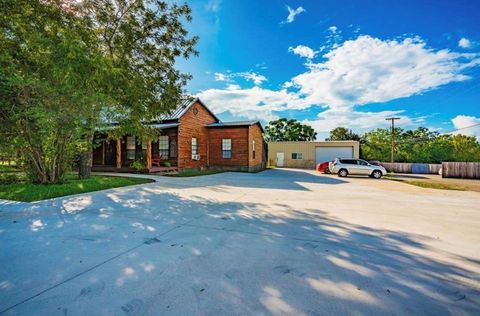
1, 169, 479, 315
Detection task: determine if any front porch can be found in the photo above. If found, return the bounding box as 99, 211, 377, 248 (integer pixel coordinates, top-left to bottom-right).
92, 127, 179, 174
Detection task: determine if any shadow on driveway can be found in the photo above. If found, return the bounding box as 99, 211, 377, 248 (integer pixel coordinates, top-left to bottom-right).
0, 180, 478, 315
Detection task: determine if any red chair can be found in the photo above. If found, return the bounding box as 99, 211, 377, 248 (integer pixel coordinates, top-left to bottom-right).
152, 154, 163, 167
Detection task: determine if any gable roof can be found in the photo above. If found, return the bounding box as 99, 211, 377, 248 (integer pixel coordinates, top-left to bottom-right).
207, 120, 264, 132
159, 97, 220, 122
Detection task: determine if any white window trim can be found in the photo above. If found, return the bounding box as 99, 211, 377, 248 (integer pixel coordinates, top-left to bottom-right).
291, 152, 303, 160
222, 139, 232, 159
159, 135, 169, 158
191, 137, 198, 155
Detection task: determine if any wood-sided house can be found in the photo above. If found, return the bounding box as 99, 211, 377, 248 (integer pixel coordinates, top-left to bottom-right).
92, 98, 266, 173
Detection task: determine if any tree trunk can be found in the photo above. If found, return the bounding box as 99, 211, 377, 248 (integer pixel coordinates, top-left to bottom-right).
78, 131, 95, 179
78, 151, 91, 179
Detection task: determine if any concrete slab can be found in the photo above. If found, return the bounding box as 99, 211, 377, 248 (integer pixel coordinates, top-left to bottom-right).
0, 169, 479, 315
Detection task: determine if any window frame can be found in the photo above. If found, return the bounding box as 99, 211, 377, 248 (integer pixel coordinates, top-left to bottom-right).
126, 136, 136, 160
158, 135, 169, 159
191, 137, 198, 156
222, 139, 232, 159
291, 152, 303, 160
252, 140, 256, 159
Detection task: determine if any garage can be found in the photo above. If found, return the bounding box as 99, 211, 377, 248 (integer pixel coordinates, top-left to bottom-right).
267, 141, 359, 169
315, 146, 353, 164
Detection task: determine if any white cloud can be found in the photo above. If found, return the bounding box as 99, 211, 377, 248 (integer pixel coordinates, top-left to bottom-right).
226, 84, 241, 90
451, 115, 480, 140
328, 25, 338, 33
291, 35, 480, 109
200, 35, 480, 135
197, 86, 303, 121
283, 6, 305, 24
213, 71, 266, 85
214, 72, 231, 82
239, 72, 267, 85
458, 37, 472, 49
289, 45, 317, 59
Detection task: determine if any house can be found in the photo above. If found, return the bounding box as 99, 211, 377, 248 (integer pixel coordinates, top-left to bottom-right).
268, 141, 359, 168
92, 98, 266, 173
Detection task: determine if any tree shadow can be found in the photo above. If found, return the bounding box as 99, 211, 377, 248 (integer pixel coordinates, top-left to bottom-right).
0, 177, 479, 315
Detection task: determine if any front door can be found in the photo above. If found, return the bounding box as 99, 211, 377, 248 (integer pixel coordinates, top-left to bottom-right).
105, 140, 117, 166
276, 152, 284, 167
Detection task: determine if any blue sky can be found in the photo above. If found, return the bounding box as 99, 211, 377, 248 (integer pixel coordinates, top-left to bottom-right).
177, 0, 480, 140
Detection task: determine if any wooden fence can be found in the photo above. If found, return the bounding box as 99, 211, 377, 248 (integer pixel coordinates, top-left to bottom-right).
442, 162, 480, 179
380, 162, 442, 174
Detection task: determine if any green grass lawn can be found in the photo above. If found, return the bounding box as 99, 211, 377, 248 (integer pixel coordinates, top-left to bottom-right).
0, 175, 154, 202
385, 177, 467, 191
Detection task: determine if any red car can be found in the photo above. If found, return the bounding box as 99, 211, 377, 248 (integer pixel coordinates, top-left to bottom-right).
316, 161, 331, 173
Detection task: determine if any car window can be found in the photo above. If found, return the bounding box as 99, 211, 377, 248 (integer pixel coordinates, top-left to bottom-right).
358, 160, 369, 166
340, 159, 356, 165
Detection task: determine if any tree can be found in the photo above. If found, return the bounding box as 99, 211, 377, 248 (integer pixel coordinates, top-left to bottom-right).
326, 127, 361, 141
0, 0, 198, 183
359, 126, 480, 163
76, 0, 198, 178
360, 128, 392, 161
265, 119, 317, 141
0, 0, 111, 183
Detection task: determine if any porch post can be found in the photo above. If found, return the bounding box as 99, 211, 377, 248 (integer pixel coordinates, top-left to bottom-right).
116, 138, 122, 169
102, 140, 105, 165
146, 140, 152, 170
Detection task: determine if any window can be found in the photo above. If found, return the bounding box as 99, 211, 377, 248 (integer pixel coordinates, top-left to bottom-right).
191, 137, 198, 155
222, 139, 232, 159
357, 160, 369, 166
126, 136, 136, 160
291, 152, 303, 160
159, 135, 169, 158
252, 140, 256, 159
340, 159, 356, 165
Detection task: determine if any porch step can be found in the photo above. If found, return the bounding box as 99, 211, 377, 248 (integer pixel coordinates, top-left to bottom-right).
149, 166, 178, 174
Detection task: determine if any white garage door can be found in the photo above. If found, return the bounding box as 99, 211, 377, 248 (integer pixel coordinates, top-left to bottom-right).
315, 147, 353, 164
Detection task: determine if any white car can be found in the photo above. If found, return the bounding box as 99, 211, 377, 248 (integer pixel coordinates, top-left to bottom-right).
329, 158, 387, 179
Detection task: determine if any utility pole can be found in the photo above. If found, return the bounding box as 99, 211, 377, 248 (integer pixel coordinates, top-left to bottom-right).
385, 117, 400, 163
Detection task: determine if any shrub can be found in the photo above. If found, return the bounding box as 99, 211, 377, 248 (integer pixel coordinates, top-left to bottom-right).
131, 159, 146, 172
163, 161, 171, 167
0, 173, 21, 185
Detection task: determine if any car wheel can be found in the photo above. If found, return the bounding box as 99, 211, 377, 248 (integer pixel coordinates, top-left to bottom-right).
338, 169, 348, 177
324, 168, 331, 174
371, 170, 382, 179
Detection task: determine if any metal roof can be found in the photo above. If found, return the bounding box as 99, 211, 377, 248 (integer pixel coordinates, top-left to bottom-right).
158, 97, 220, 122
158, 98, 194, 120
207, 121, 264, 132
207, 121, 258, 127
148, 123, 179, 129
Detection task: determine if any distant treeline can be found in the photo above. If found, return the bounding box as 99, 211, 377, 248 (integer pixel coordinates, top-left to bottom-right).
326, 127, 480, 163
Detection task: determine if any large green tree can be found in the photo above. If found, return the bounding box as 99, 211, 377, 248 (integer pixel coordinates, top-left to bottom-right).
0, 0, 111, 183
265, 118, 317, 141
0, 0, 198, 183
76, 0, 198, 178
358, 126, 480, 163
326, 127, 361, 141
